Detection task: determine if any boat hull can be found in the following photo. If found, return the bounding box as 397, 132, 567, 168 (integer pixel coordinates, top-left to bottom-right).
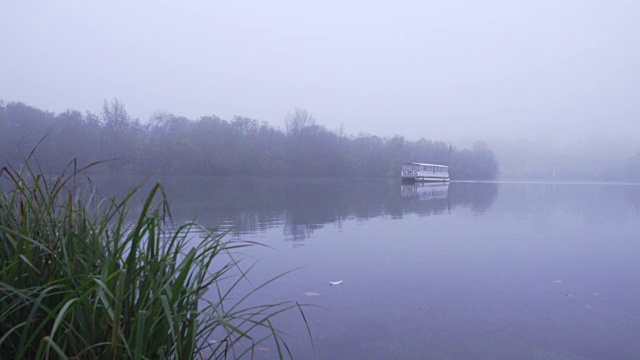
401, 176, 450, 184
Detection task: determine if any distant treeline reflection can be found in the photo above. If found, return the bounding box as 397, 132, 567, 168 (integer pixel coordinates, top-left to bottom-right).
94, 177, 498, 244
0, 100, 497, 180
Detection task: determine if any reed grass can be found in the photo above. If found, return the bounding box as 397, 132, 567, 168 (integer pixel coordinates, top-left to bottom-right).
0, 158, 308, 359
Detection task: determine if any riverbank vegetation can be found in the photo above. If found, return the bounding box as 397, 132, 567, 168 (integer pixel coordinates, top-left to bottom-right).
0, 157, 308, 359
0, 99, 498, 180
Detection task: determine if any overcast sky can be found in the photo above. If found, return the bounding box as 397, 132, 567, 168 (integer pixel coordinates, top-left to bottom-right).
1, 0, 639, 143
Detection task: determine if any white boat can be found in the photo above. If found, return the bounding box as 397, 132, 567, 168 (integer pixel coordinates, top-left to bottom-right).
401, 162, 449, 183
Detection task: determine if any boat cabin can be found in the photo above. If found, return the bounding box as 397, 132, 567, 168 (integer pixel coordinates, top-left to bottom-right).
401, 162, 449, 183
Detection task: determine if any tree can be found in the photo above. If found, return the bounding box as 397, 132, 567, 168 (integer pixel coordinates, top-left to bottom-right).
449, 141, 499, 180
1, 99, 503, 179
285, 108, 315, 136
0, 101, 53, 166
101, 98, 133, 171
386, 135, 405, 177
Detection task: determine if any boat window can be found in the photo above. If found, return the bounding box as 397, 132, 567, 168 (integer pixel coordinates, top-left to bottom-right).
403, 164, 449, 173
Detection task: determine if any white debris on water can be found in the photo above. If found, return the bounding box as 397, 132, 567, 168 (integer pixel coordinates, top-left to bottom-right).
329, 280, 343, 286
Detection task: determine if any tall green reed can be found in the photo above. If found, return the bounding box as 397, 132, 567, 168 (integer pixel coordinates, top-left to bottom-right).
0, 158, 310, 359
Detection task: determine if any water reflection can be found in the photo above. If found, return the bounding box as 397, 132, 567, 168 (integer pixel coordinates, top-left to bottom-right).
400, 183, 449, 200
91, 176, 499, 244
86, 176, 640, 359
399, 183, 450, 218
490, 182, 640, 225
623, 185, 640, 211
91, 177, 640, 244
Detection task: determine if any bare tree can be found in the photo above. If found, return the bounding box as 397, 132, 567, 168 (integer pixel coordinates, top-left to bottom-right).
285, 108, 315, 135
101, 98, 131, 166
102, 98, 129, 133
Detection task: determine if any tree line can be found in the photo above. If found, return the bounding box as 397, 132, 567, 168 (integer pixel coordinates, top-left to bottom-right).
0, 99, 498, 180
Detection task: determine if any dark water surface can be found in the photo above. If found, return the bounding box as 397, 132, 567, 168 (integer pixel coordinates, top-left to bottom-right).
100, 177, 640, 359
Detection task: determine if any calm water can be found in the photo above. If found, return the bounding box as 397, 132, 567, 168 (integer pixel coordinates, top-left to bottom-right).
101, 177, 640, 359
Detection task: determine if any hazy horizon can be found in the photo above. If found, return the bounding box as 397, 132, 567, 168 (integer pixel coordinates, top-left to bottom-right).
2, 1, 639, 144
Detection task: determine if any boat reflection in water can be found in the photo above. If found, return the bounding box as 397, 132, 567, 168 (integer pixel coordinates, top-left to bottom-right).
400, 182, 451, 217
401, 182, 449, 201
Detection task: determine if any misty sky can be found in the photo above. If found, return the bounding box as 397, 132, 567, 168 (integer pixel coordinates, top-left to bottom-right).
1, 0, 639, 143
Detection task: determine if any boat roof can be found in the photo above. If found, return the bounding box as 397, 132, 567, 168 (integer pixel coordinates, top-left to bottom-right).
403, 162, 448, 168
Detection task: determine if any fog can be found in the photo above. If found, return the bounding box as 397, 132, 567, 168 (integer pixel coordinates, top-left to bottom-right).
2, 1, 639, 148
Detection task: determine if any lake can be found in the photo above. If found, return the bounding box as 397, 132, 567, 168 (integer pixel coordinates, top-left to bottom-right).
99, 176, 640, 359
